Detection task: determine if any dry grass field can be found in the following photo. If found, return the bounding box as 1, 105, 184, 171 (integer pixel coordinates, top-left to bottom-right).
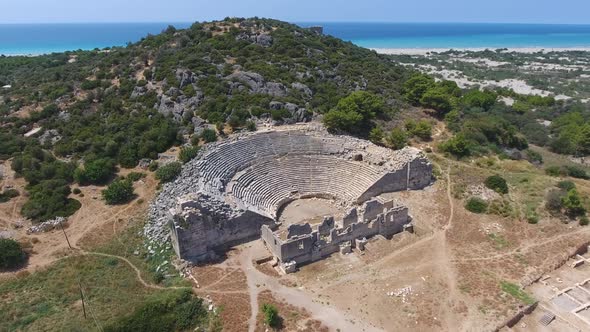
2, 140, 590, 331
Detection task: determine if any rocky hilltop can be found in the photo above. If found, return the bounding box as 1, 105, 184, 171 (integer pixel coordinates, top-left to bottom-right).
0, 18, 411, 223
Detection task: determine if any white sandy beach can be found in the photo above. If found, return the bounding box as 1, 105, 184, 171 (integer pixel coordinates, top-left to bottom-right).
372, 47, 590, 55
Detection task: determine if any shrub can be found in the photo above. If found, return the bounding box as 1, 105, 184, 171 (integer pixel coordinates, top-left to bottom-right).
200, 128, 217, 143
565, 165, 590, 179
179, 146, 200, 163
545, 189, 564, 212
245, 120, 257, 132
562, 189, 586, 217
412, 120, 433, 140
368, 126, 384, 145
465, 197, 488, 214
270, 109, 291, 121
0, 238, 26, 269
545, 166, 562, 177
148, 161, 159, 172
323, 91, 383, 133
580, 215, 590, 226
155, 162, 182, 183
484, 175, 509, 194
440, 133, 471, 158
526, 210, 539, 224
402, 73, 435, 105
72, 188, 82, 195
385, 128, 407, 150
127, 172, 145, 182
102, 179, 134, 205
557, 181, 576, 192
104, 290, 208, 332
0, 188, 19, 203
74, 158, 116, 185
524, 149, 543, 164
261, 303, 280, 328
488, 199, 513, 217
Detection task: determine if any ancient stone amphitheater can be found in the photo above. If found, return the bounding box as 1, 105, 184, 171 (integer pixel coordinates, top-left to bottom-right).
147, 125, 433, 271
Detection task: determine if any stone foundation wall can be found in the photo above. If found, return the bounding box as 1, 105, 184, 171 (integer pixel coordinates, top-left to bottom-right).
262, 198, 411, 269
172, 202, 275, 261
356, 155, 433, 203
149, 127, 434, 264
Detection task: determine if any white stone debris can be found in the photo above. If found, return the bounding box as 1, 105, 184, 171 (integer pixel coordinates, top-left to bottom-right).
27, 217, 67, 234
387, 286, 413, 303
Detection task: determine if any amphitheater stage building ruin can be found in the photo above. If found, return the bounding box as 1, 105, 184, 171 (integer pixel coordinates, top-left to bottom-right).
148, 125, 433, 271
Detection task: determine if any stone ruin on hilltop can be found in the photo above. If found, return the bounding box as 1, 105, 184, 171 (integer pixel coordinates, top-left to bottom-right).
147, 125, 433, 272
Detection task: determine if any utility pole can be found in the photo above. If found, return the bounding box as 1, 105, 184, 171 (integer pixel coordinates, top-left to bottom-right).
58, 218, 72, 249
78, 280, 87, 320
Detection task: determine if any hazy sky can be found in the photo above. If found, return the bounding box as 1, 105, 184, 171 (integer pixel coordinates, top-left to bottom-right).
1, 0, 589, 24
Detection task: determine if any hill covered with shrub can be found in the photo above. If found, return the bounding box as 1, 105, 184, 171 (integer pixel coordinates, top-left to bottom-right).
0, 18, 413, 221
0, 17, 580, 222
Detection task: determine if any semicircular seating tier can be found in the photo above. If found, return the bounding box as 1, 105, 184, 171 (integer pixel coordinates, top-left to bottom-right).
184, 129, 432, 219
149, 127, 434, 263
194, 130, 349, 195
226, 155, 385, 219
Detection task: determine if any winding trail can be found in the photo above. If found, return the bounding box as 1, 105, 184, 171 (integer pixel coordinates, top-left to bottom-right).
237, 242, 384, 332
78, 250, 185, 290
452, 227, 590, 263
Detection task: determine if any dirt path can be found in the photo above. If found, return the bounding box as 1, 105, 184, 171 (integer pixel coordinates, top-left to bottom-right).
436, 166, 475, 331
238, 242, 384, 332
453, 226, 590, 263
78, 250, 181, 290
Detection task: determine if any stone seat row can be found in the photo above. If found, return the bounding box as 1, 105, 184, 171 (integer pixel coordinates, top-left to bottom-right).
229, 155, 384, 218
194, 131, 359, 193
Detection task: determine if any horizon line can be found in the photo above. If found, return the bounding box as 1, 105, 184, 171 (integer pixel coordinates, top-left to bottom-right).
1, 20, 590, 26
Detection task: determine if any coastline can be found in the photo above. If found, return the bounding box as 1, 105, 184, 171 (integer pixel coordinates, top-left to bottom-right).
371, 47, 590, 55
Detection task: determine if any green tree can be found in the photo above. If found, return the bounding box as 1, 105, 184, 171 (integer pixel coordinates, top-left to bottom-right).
155, 162, 182, 183
465, 197, 488, 214
323, 91, 384, 133
484, 175, 509, 194
402, 74, 435, 105
420, 87, 454, 113
462, 89, 497, 111
261, 304, 280, 328
21, 180, 81, 222
369, 126, 384, 145
0, 238, 26, 269
385, 128, 408, 150
440, 133, 471, 158
74, 158, 116, 185
577, 123, 590, 155
406, 119, 432, 139
444, 109, 462, 132
102, 179, 134, 205
200, 128, 217, 143
562, 188, 586, 217
179, 146, 200, 163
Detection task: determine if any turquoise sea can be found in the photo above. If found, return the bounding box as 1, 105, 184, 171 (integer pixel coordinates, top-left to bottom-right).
2, 22, 590, 55
0, 23, 191, 55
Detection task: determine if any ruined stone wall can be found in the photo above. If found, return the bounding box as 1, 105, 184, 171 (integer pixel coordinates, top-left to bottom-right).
148, 127, 434, 264
173, 204, 275, 261
379, 206, 410, 237
408, 157, 434, 190
356, 166, 408, 203
356, 153, 433, 203
262, 199, 411, 268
